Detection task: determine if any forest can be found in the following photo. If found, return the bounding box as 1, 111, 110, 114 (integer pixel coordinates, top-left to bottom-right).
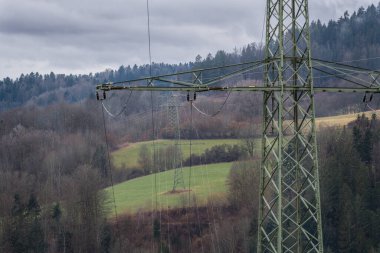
0, 3, 380, 253
2, 4, 380, 113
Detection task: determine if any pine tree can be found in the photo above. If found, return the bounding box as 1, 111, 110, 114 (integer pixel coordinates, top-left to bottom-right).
7, 194, 46, 253
92, 145, 108, 178
337, 184, 354, 253
100, 224, 113, 253
26, 194, 46, 253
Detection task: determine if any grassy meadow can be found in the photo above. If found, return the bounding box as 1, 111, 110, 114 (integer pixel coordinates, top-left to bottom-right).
112, 139, 243, 168
106, 110, 379, 215
105, 162, 233, 215
112, 110, 380, 169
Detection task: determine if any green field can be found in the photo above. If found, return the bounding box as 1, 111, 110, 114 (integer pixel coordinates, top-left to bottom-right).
112, 110, 379, 169
105, 162, 232, 214
105, 110, 378, 215
112, 139, 242, 168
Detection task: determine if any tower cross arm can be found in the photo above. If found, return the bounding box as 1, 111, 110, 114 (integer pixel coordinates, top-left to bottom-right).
96, 57, 380, 95
96, 59, 269, 91
96, 83, 380, 94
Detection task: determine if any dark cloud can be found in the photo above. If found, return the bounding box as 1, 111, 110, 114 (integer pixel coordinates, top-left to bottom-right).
0, 0, 376, 78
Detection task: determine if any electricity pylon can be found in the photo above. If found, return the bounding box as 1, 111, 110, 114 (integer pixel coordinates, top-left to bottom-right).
258, 0, 322, 252
96, 0, 380, 252
166, 93, 185, 191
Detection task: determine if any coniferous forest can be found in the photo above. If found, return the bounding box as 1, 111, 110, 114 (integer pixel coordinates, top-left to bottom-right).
0, 3, 380, 253
2, 4, 380, 112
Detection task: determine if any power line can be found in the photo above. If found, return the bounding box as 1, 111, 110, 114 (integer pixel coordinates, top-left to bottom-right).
191, 90, 233, 118
187, 98, 193, 253
146, 0, 153, 76
145, 1, 162, 252
101, 91, 133, 118
335, 55, 380, 65
100, 103, 123, 252
192, 127, 221, 253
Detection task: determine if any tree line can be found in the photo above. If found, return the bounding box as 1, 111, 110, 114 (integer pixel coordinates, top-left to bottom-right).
1, 2, 380, 252
0, 102, 116, 252
2, 3, 380, 115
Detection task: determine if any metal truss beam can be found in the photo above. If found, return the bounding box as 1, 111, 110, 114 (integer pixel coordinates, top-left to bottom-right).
258, 0, 322, 252
95, 1, 380, 253
166, 94, 185, 191
97, 84, 380, 94
96, 57, 380, 95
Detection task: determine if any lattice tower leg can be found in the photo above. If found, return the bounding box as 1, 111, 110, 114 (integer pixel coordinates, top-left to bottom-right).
257, 0, 323, 252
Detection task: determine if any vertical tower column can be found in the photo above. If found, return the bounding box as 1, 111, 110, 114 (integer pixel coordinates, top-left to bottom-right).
167, 94, 185, 191
258, 0, 323, 252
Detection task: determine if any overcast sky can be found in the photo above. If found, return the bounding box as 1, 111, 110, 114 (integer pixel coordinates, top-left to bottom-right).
0, 0, 377, 79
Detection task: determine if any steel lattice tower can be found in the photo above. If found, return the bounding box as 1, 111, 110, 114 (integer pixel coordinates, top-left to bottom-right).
167, 94, 185, 191
97, 1, 380, 252
258, 0, 323, 252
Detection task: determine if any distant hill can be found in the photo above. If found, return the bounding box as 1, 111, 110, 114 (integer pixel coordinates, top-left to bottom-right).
1, 3, 380, 114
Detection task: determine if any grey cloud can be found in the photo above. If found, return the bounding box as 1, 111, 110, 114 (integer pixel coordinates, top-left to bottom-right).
0, 0, 377, 79
309, 0, 376, 21
0, 1, 89, 35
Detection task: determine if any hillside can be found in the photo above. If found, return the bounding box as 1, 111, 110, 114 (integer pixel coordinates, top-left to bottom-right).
113, 110, 380, 167
2, 3, 380, 252
112, 139, 243, 168
105, 111, 380, 253
105, 162, 233, 214
107, 110, 380, 215
2, 4, 380, 117
315, 109, 380, 128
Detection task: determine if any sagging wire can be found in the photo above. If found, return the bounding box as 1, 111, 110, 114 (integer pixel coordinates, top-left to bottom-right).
185, 91, 205, 253
192, 110, 222, 253
156, 103, 165, 253
145, 0, 162, 251
191, 89, 233, 118
188, 92, 194, 253
101, 91, 133, 118
366, 103, 377, 112
362, 92, 378, 113
189, 117, 206, 253
260, 0, 267, 48
100, 103, 124, 252
162, 136, 172, 253
323, 55, 380, 66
